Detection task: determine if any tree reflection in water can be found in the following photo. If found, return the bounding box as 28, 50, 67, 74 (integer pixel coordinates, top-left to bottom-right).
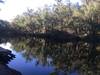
1, 37, 100, 75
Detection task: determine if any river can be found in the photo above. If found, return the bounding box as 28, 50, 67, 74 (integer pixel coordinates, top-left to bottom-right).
0, 37, 99, 75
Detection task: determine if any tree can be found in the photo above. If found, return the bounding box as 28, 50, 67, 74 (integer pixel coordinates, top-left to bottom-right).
11, 0, 100, 37
80, 0, 100, 36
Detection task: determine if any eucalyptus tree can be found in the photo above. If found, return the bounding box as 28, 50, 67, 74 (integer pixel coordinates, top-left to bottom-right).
80, 0, 100, 36
12, 9, 38, 33
53, 0, 72, 30
11, 0, 100, 37
67, 0, 100, 36
80, 0, 100, 24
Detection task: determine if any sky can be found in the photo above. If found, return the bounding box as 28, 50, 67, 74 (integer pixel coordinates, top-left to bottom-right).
0, 0, 81, 22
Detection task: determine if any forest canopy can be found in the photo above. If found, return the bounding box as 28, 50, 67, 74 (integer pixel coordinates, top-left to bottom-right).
0, 0, 100, 38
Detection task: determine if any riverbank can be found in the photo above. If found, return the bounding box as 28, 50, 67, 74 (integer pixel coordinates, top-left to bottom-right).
0, 28, 100, 42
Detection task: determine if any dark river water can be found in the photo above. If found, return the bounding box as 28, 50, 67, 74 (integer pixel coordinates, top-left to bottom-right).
0, 37, 100, 75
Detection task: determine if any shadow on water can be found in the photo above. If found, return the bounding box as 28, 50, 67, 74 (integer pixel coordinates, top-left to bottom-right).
0, 37, 100, 75
0, 47, 22, 75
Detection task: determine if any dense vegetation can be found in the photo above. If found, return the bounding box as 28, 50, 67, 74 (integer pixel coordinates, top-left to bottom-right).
0, 0, 100, 40
0, 1, 99, 74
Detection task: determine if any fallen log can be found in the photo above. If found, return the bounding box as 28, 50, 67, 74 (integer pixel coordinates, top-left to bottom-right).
0, 47, 11, 54
0, 47, 15, 64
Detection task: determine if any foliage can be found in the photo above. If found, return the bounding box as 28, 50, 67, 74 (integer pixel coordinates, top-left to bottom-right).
10, 0, 100, 37
0, 0, 100, 38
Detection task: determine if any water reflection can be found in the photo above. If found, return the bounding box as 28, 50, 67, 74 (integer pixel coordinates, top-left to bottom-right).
0, 37, 100, 75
